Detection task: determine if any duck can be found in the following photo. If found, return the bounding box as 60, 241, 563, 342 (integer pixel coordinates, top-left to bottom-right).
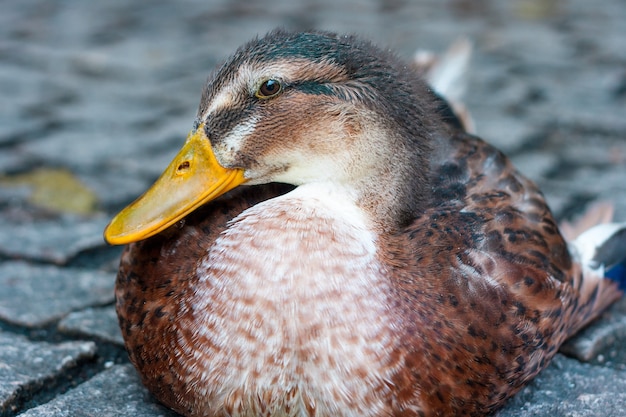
104, 29, 626, 417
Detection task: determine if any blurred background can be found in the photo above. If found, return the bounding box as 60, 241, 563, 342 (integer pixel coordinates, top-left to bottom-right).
1, 0, 625, 225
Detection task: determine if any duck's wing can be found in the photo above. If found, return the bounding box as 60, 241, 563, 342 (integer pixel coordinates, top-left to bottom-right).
388, 132, 622, 414
428, 131, 622, 332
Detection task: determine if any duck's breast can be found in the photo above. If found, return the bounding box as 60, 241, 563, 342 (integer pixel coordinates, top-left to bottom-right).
178, 184, 399, 416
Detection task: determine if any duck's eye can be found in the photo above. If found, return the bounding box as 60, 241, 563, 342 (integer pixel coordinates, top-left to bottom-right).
256, 79, 282, 99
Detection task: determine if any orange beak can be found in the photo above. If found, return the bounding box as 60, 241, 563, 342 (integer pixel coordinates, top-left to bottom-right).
104, 125, 246, 245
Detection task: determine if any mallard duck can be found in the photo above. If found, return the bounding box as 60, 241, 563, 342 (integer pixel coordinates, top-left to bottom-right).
104, 30, 626, 417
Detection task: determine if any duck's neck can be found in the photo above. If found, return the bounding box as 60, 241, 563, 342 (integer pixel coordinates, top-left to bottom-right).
349, 131, 433, 233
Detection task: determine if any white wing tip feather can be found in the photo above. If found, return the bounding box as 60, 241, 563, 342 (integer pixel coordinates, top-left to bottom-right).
571, 222, 626, 273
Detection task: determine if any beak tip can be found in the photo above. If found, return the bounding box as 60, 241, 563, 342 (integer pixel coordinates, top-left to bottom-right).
102, 230, 119, 246
103, 220, 128, 246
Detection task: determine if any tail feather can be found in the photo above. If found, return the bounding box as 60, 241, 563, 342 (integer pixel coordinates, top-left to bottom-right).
560, 201, 614, 241
561, 202, 626, 280
412, 38, 475, 134
561, 204, 626, 335
572, 222, 626, 277
413, 37, 472, 103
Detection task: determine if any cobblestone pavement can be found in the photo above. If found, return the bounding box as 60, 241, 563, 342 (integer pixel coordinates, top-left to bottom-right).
1, 0, 625, 416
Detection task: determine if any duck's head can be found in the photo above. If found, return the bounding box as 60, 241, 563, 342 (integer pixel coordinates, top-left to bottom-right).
105, 30, 447, 245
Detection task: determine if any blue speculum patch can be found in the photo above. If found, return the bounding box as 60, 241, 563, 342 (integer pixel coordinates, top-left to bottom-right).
606, 262, 626, 291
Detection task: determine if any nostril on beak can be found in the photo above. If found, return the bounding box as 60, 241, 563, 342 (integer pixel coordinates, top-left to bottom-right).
176, 161, 191, 173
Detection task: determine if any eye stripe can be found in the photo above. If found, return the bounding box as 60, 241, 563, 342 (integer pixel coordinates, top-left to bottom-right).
205, 103, 255, 141
292, 81, 334, 96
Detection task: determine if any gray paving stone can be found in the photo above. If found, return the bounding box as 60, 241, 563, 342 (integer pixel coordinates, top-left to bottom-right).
517, 123, 626, 220
496, 354, 626, 417
58, 306, 123, 346
0, 215, 108, 265
0, 331, 96, 416
17, 364, 178, 417
0, 261, 114, 327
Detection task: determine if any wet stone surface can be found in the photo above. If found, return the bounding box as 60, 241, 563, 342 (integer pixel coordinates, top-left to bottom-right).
0, 0, 625, 416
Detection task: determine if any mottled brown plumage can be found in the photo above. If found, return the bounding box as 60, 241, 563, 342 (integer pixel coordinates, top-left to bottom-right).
108, 30, 622, 416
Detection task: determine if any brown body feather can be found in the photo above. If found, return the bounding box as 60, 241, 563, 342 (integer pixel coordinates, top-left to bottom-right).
116, 132, 619, 416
